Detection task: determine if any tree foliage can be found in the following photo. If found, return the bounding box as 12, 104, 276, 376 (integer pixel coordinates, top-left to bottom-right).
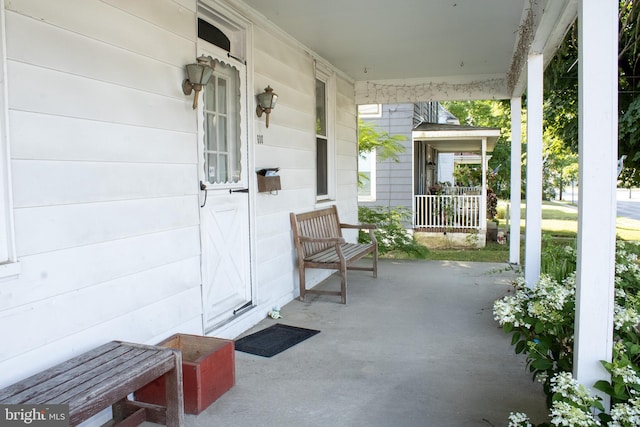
357, 119, 406, 162
442, 100, 514, 199
544, 1, 640, 187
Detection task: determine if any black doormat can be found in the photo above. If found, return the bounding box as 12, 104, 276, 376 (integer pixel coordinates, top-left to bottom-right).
234, 323, 320, 357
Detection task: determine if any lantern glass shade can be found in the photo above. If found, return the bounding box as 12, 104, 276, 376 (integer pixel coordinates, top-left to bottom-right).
186, 62, 213, 88
257, 86, 277, 110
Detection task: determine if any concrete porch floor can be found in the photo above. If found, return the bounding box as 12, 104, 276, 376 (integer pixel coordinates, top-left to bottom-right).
182, 259, 549, 427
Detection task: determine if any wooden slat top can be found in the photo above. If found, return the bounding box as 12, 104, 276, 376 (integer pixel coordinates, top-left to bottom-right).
0, 341, 176, 406
305, 243, 375, 263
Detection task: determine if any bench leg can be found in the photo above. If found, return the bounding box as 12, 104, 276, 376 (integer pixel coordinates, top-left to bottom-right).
339, 263, 347, 304
165, 352, 184, 427
298, 265, 307, 302
373, 246, 378, 278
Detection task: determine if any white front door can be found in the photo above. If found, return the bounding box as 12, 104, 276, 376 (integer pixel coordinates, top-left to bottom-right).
198, 46, 252, 332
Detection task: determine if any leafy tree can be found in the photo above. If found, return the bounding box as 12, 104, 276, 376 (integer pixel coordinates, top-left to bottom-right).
357, 119, 405, 162
357, 118, 406, 188
443, 100, 515, 199
544, 1, 640, 186
544, 131, 579, 201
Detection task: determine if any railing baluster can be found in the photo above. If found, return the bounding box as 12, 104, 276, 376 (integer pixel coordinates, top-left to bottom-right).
414, 194, 483, 231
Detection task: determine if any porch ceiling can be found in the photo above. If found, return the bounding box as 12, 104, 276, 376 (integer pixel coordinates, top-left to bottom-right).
237, 0, 577, 103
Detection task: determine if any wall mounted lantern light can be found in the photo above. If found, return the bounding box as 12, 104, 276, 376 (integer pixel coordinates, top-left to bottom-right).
182, 55, 214, 110
256, 85, 278, 128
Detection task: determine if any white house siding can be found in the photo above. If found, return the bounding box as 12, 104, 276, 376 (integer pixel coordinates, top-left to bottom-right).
360, 103, 414, 210
0, 0, 358, 398
249, 23, 358, 316
0, 0, 204, 388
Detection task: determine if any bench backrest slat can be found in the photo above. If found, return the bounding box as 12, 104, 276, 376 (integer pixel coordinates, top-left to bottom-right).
290, 206, 342, 257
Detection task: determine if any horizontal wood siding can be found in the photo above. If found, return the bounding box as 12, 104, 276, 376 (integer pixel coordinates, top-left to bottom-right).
251, 24, 357, 302
0, 0, 359, 389
0, 0, 202, 382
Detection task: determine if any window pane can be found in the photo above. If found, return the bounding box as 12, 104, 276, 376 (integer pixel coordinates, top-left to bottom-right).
315, 79, 326, 136
206, 115, 217, 151
203, 59, 241, 186
207, 153, 216, 183
218, 116, 227, 151
218, 154, 228, 182
316, 137, 328, 196
358, 172, 371, 196
205, 78, 216, 112
218, 78, 227, 113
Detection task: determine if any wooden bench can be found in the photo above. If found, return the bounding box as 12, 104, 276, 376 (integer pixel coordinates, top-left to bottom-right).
290, 205, 378, 304
0, 341, 184, 427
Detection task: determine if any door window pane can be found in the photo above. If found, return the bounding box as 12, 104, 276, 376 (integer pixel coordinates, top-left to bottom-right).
204, 60, 241, 184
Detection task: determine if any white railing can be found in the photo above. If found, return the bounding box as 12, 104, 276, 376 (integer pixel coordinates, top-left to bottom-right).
440, 186, 481, 196
414, 195, 481, 229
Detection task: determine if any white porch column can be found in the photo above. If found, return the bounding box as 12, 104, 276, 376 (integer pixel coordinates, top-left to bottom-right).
509, 97, 522, 265
524, 53, 543, 287
481, 137, 487, 232
573, 0, 617, 404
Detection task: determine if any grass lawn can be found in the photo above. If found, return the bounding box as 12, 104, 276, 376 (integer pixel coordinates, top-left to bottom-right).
421, 200, 640, 262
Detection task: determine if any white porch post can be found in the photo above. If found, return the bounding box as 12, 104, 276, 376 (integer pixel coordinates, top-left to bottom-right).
481, 137, 487, 232
509, 97, 522, 265
524, 53, 543, 287
573, 0, 617, 404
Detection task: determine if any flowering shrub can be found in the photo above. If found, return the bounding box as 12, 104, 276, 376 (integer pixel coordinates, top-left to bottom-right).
357, 206, 428, 258
495, 240, 640, 426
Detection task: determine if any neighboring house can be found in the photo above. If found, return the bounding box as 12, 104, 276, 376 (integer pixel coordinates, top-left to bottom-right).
359, 103, 499, 246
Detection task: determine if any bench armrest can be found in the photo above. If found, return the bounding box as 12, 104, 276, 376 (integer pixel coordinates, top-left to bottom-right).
340, 223, 377, 230
339, 223, 377, 246
298, 235, 346, 244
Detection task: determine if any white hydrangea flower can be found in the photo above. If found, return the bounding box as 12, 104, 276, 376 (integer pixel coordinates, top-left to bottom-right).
617, 263, 629, 275
550, 372, 598, 407
610, 398, 640, 427
550, 401, 600, 426
612, 364, 640, 385
508, 412, 532, 427
614, 304, 640, 333
525, 274, 573, 323
493, 296, 521, 325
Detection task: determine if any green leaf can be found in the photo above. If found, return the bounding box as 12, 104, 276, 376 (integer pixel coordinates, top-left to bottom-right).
511, 332, 521, 346
535, 321, 545, 334
614, 381, 626, 397
504, 323, 514, 333
531, 358, 553, 370
593, 380, 614, 395
515, 340, 527, 354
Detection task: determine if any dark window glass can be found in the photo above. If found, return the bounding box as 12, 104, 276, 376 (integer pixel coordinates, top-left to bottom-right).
198, 18, 231, 52
317, 138, 328, 196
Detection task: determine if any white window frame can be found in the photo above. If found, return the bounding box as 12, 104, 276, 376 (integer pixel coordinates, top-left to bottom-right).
358, 150, 377, 202
357, 104, 382, 118
0, 2, 19, 279
315, 65, 335, 203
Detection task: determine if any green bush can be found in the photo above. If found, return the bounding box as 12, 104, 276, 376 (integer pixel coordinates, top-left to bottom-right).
495, 240, 640, 426
541, 235, 577, 282
496, 203, 507, 220
358, 206, 428, 259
